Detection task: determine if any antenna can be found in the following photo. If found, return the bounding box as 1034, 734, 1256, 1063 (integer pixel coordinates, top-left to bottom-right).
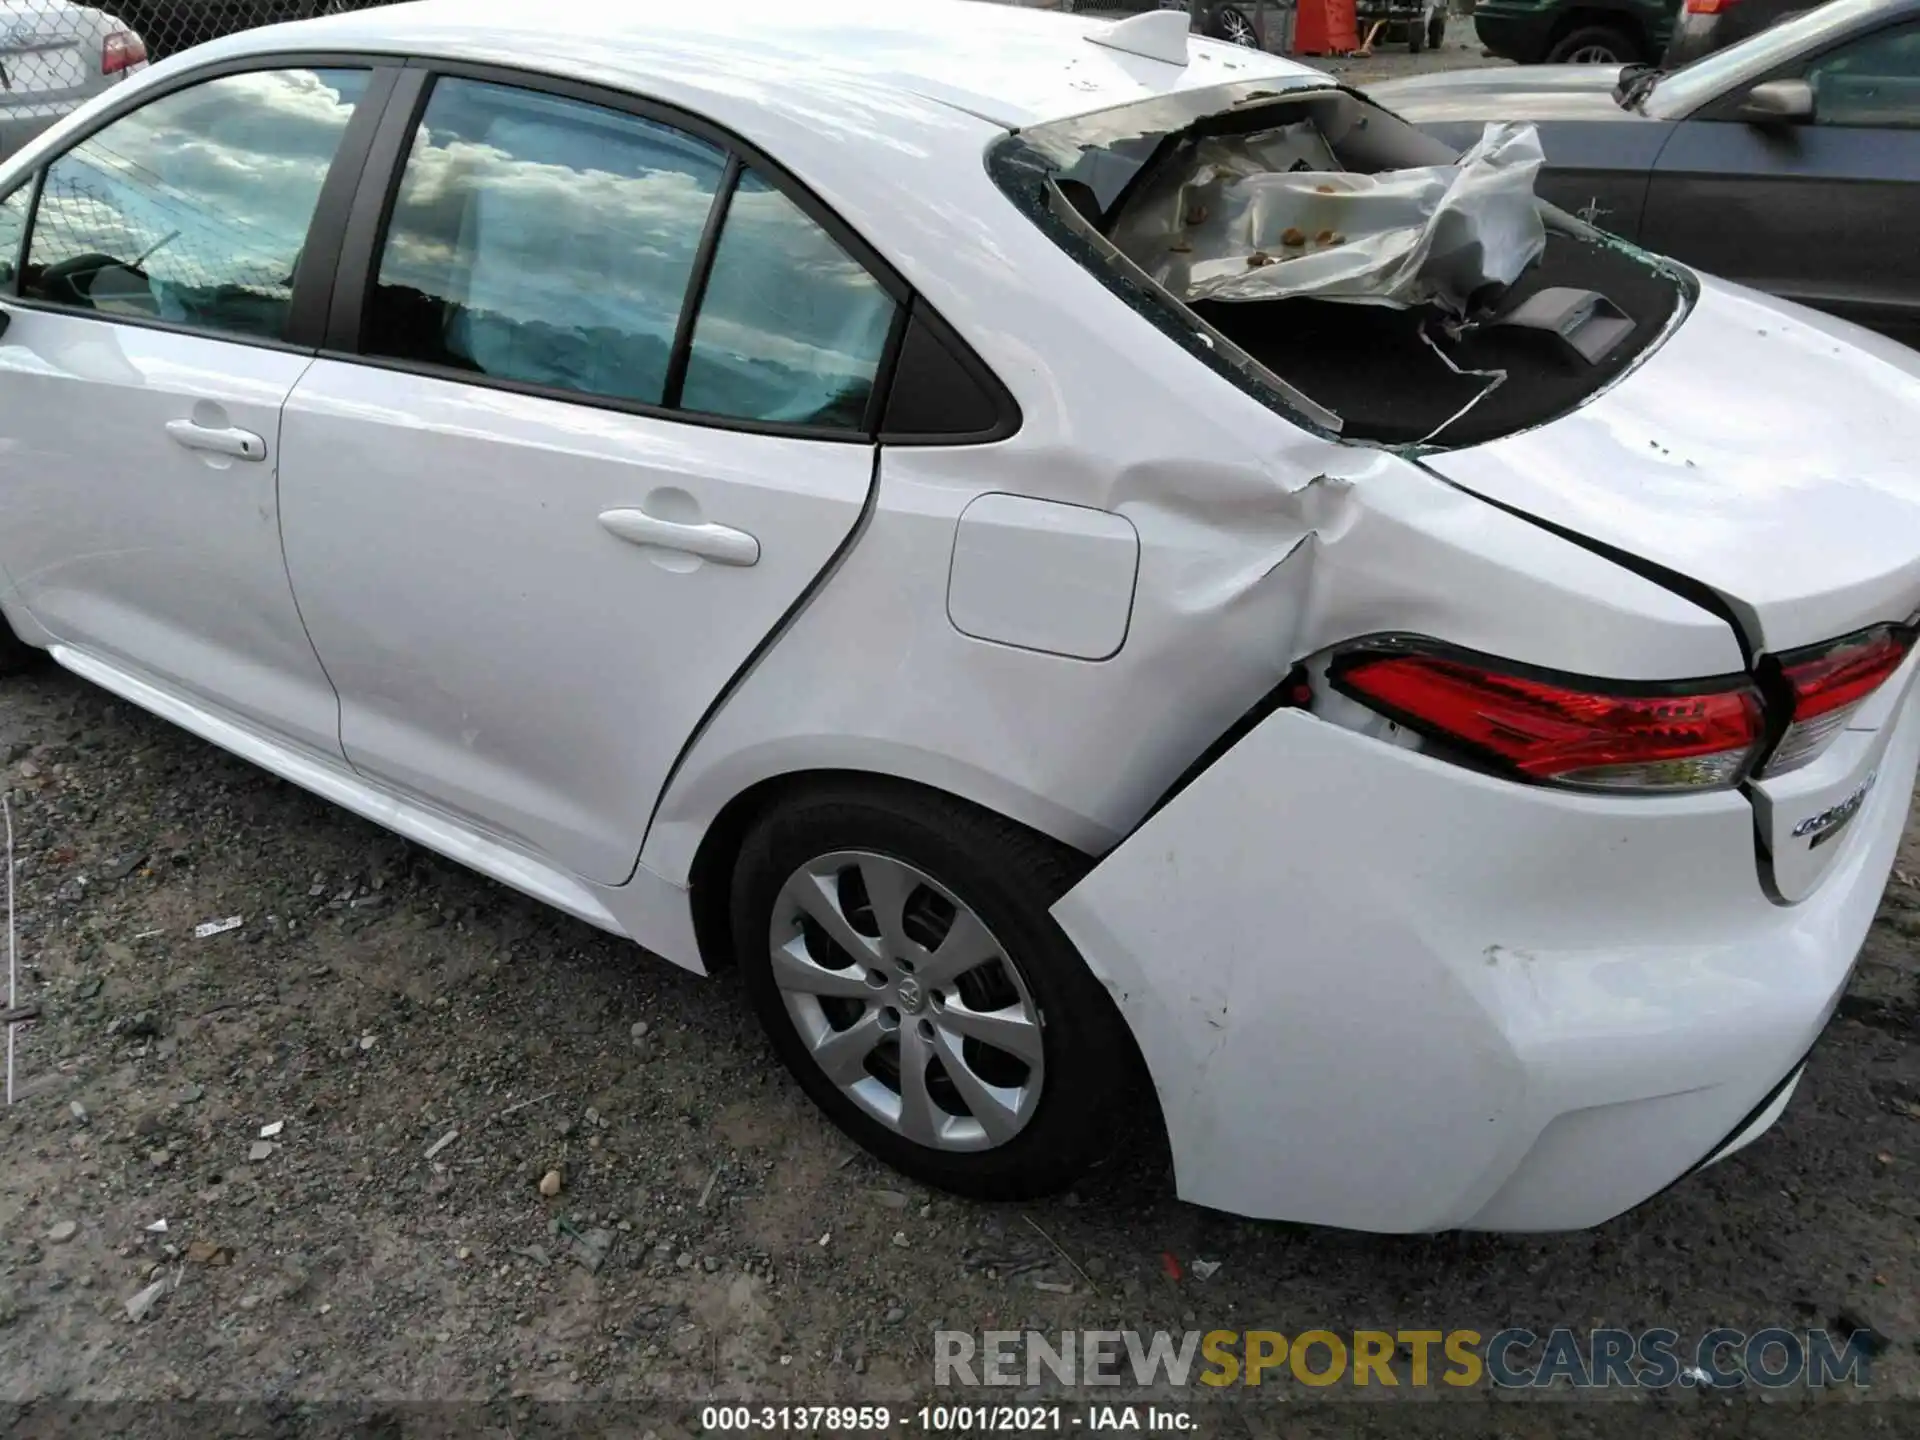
1086, 10, 1192, 66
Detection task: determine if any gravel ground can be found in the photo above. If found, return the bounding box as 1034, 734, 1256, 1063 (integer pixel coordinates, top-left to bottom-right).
2, 652, 1917, 1435
1321, 33, 1513, 87
3, 37, 1917, 1440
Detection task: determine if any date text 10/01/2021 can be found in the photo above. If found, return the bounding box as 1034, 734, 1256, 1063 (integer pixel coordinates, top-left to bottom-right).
699, 1406, 1194, 1431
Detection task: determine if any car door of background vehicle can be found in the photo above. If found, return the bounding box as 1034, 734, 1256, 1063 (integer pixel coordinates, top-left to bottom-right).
1417, 115, 1672, 243
1642, 19, 1920, 345
0, 63, 389, 758
278, 72, 900, 885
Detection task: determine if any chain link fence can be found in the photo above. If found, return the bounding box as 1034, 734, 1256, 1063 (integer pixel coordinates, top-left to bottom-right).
0, 0, 392, 74
0, 1, 396, 165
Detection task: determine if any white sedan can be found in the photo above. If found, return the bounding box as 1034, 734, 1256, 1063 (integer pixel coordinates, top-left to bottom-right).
2, 0, 1917, 1233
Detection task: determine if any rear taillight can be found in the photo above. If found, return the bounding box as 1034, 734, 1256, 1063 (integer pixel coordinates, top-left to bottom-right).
1685, 0, 1740, 13
102, 31, 145, 75
1761, 625, 1915, 776
1330, 642, 1765, 792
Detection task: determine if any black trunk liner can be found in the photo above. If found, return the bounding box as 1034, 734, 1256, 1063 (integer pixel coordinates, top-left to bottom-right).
1193, 228, 1684, 447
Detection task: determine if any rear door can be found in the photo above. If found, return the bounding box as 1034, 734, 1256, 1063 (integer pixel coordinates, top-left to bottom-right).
1642, 18, 1920, 345
279, 71, 900, 884
0, 62, 388, 758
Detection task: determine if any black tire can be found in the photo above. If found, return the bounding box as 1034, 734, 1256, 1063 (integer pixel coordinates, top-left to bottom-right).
1409, 24, 1425, 54
0, 614, 41, 677
1544, 24, 1641, 64
1428, 10, 1448, 49
730, 780, 1142, 1200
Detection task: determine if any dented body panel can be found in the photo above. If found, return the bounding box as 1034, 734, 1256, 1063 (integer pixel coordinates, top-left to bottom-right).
645, 76, 1740, 897
1053, 689, 1920, 1230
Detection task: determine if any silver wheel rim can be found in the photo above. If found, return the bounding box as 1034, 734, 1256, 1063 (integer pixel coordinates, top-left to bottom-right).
1568, 44, 1620, 62
1220, 12, 1258, 46
768, 850, 1045, 1152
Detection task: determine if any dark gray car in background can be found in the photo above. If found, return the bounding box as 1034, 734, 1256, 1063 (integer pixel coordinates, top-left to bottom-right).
1371, 0, 1920, 347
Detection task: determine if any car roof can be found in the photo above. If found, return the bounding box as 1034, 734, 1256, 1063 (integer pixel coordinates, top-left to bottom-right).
200, 0, 1324, 132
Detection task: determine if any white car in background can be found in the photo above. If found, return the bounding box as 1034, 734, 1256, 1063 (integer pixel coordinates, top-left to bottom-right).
1, 0, 1918, 1232
0, 1, 145, 159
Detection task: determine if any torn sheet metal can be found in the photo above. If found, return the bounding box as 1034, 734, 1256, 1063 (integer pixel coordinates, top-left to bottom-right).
1112, 121, 1547, 314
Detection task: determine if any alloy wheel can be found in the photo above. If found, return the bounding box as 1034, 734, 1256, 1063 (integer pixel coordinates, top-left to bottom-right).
1215, 7, 1260, 47
1568, 43, 1623, 62
767, 850, 1045, 1152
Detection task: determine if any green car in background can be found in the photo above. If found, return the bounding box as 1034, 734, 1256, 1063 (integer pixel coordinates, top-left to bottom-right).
1474, 0, 1680, 62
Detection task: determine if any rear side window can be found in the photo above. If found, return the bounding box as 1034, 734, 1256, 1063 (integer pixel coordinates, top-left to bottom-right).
362, 74, 900, 431
23, 68, 371, 341
363, 77, 728, 405
680, 170, 896, 430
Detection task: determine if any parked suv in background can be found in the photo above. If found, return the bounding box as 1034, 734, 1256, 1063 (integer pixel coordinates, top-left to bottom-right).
1474, 0, 1680, 61
1663, 0, 1804, 63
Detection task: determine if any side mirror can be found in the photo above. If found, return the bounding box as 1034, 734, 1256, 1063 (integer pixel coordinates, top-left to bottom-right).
1739, 78, 1815, 124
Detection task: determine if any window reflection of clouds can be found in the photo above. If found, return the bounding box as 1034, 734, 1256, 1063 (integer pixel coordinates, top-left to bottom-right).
681, 171, 894, 427
371, 80, 725, 404
31, 69, 366, 302
363, 79, 894, 425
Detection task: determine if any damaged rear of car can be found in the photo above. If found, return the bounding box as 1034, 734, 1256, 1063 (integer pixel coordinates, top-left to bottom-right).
970, 76, 1920, 1229
991, 79, 1694, 449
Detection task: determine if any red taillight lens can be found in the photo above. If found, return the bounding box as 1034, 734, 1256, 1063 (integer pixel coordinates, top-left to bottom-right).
1763, 625, 1915, 776
102, 31, 146, 75
1685, 0, 1739, 13
1331, 644, 1765, 791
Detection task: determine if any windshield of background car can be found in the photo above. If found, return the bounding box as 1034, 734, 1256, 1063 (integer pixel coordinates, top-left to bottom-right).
1649, 0, 1886, 115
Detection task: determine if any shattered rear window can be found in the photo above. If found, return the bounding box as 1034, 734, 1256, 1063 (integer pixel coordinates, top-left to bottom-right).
990, 81, 1695, 450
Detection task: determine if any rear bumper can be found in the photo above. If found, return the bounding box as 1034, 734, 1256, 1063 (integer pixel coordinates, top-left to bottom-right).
1053, 681, 1919, 1232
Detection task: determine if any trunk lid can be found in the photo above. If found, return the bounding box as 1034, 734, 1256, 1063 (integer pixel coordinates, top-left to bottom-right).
1424, 275, 1920, 899
1423, 275, 1920, 658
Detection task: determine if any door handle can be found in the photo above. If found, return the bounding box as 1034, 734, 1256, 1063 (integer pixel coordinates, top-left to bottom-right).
597, 509, 760, 567
165, 419, 266, 461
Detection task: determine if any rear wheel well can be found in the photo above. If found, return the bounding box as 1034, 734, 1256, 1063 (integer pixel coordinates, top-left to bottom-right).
689, 768, 1169, 1181
687, 769, 1095, 976
1546, 8, 1650, 59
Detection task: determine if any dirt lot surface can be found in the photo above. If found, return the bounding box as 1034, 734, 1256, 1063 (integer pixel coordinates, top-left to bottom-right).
1, 643, 1917, 1439
1323, 33, 1513, 86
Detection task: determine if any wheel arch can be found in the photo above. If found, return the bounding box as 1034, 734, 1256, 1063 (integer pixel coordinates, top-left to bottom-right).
695, 763, 1168, 1179
679, 763, 1107, 977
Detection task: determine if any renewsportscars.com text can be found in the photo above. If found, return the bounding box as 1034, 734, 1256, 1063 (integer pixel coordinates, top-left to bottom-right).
934, 1328, 1876, 1390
